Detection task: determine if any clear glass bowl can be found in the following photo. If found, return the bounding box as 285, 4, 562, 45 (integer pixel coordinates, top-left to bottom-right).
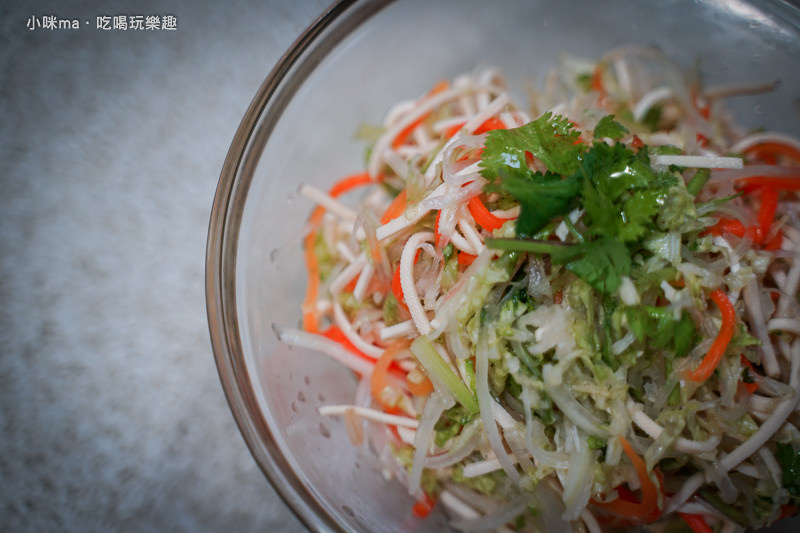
207, 1, 800, 531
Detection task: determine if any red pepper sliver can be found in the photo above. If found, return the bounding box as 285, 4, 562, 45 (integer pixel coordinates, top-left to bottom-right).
757, 186, 779, 244
744, 141, 800, 165
780, 504, 799, 520
370, 340, 412, 411
412, 493, 436, 518
592, 436, 662, 523
457, 252, 477, 266
406, 371, 434, 397
434, 209, 447, 249
678, 512, 715, 533
736, 175, 800, 192
591, 64, 605, 94
380, 189, 408, 225
467, 196, 509, 231
706, 217, 746, 238
444, 122, 465, 139
474, 116, 506, 134
392, 81, 449, 149
764, 232, 783, 251
740, 355, 759, 394
322, 326, 373, 365
393, 115, 426, 150
391, 264, 409, 311
687, 289, 736, 382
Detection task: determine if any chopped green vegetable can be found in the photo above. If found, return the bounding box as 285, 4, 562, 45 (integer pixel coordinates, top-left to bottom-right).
411, 336, 479, 414
777, 442, 800, 499
626, 306, 697, 357
593, 114, 629, 141
687, 168, 710, 196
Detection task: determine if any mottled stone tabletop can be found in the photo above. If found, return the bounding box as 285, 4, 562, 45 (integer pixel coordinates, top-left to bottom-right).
1, 1, 328, 531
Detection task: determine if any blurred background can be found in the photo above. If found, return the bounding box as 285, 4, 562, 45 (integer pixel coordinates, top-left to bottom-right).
1, 1, 330, 530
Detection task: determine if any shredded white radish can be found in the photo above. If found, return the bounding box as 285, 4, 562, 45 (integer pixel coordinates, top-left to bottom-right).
720, 340, 800, 472
450, 492, 534, 533
462, 456, 513, 478
653, 154, 744, 169
618, 276, 640, 306
318, 405, 419, 428
275, 325, 374, 376
352, 262, 373, 303
299, 184, 358, 221
379, 320, 416, 341
455, 160, 483, 177
332, 301, 383, 358
368, 81, 504, 178
375, 204, 429, 241
705, 80, 779, 100
627, 399, 721, 453
450, 226, 480, 255
335, 241, 358, 263
580, 508, 602, 533
328, 254, 367, 295
399, 231, 436, 335
633, 86, 673, 122
458, 217, 485, 254
768, 317, 800, 336
743, 279, 780, 377
440, 489, 517, 533
464, 93, 510, 133
408, 391, 453, 495
476, 338, 521, 483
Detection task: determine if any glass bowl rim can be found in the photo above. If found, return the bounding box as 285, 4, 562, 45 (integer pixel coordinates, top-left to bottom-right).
205, 1, 395, 530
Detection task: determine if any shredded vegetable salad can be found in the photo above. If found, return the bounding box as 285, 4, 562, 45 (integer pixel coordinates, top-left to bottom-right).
276, 47, 800, 532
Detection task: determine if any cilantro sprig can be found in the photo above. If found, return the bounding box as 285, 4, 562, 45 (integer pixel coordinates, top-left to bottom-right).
487, 237, 631, 295
479, 111, 584, 179
482, 113, 674, 294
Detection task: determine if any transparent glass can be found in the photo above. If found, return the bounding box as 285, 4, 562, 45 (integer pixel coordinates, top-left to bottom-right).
207, 0, 800, 531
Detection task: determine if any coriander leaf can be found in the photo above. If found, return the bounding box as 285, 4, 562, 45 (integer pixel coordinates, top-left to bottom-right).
673, 312, 696, 357
486, 237, 630, 294
617, 189, 665, 243
626, 306, 647, 342
577, 142, 662, 243
593, 115, 629, 141
497, 167, 581, 236
579, 142, 651, 202
624, 306, 697, 358
563, 237, 631, 294
777, 442, 800, 498
480, 112, 584, 179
